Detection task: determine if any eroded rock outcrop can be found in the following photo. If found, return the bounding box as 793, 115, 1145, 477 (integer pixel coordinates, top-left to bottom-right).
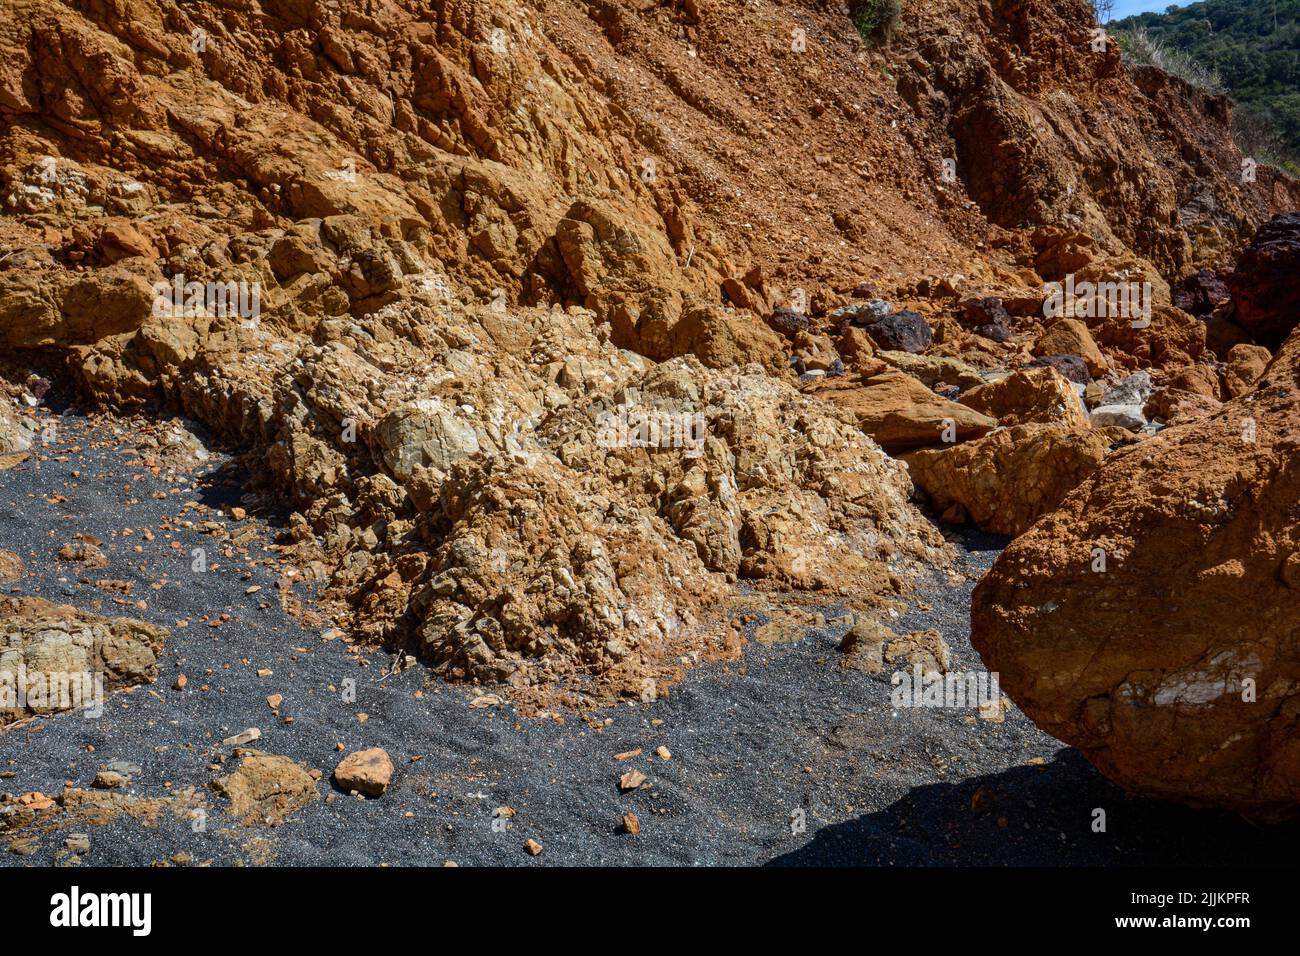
211, 750, 319, 827
0, 597, 167, 726
0, 0, 1295, 714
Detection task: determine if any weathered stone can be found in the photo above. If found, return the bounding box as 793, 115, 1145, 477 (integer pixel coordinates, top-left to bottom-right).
1223, 343, 1271, 398
373, 400, 480, 484
971, 329, 1300, 820
959, 367, 1087, 428
876, 351, 987, 392
1102, 370, 1153, 407
805, 370, 996, 452
0, 597, 166, 726
333, 747, 394, 797
1144, 387, 1221, 425
904, 424, 1112, 537
211, 750, 318, 826
1089, 404, 1146, 431
0, 551, 23, 584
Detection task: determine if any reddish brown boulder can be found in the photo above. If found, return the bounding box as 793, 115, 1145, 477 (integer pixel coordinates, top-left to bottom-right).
1163, 362, 1222, 400
1227, 213, 1300, 346
1144, 387, 1221, 425
1171, 268, 1230, 317
972, 329, 1300, 820
959, 367, 1088, 428
1223, 343, 1272, 398
333, 747, 395, 797
904, 424, 1112, 537
806, 369, 995, 452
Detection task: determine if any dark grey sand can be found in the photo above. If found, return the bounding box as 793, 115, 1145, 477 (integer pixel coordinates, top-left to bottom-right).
1, 410, 1296, 866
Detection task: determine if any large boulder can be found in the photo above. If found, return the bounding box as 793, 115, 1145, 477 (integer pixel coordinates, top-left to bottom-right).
904, 424, 1112, 536
959, 367, 1088, 428
805, 369, 995, 452
971, 329, 1300, 820
858, 310, 933, 354
1228, 213, 1300, 347
1033, 319, 1106, 377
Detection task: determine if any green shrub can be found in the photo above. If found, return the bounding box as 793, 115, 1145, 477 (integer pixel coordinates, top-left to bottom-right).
1114, 26, 1226, 95
852, 0, 902, 46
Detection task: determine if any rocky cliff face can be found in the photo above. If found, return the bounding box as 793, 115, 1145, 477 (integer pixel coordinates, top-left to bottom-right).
0, 0, 1295, 712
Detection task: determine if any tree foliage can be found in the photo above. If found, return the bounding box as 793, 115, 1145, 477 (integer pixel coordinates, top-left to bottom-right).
1113, 0, 1300, 170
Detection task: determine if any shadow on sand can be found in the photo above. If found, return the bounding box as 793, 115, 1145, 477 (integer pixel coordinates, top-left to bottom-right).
767, 749, 1300, 866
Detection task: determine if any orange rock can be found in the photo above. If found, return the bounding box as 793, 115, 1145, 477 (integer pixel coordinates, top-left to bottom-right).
1033, 319, 1107, 377
904, 424, 1112, 537
805, 370, 996, 452
972, 328, 1300, 820
333, 747, 394, 797
1223, 344, 1272, 398
959, 367, 1087, 428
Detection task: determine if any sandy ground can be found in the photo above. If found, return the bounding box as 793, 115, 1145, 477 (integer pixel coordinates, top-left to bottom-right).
0, 410, 1296, 866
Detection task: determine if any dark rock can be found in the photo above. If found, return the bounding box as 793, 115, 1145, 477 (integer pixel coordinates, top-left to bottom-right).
974, 323, 1012, 342
766, 306, 809, 339
1026, 353, 1091, 385
1171, 267, 1230, 317
861, 310, 933, 354
960, 297, 1013, 341
961, 296, 1010, 327
1227, 213, 1300, 346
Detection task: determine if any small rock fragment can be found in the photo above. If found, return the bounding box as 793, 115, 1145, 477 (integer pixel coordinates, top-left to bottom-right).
333, 747, 394, 797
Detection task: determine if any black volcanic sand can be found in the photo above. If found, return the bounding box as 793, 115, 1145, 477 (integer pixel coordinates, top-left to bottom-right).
0, 409, 1296, 867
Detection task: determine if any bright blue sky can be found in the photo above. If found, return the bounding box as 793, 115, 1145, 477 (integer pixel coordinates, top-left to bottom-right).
1107, 0, 1188, 19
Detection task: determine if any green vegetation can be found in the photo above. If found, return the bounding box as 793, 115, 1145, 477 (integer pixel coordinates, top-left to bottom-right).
1114, 25, 1226, 93
1112, 0, 1300, 174
852, 0, 902, 46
